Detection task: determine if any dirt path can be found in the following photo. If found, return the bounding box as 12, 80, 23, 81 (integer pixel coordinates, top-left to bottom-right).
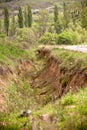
39, 45, 87, 54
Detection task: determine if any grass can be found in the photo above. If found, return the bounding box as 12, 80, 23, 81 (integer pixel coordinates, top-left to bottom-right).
1, 86, 87, 130
0, 113, 32, 130
0, 41, 87, 129
32, 87, 87, 130
0, 39, 36, 67
52, 48, 87, 69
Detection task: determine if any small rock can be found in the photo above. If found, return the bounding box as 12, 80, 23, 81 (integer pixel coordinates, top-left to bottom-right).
18, 109, 32, 118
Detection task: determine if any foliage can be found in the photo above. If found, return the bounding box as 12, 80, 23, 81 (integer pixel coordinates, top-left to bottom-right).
18, 6, 23, 28
81, 7, 87, 29
54, 4, 58, 23
0, 113, 32, 130
6, 81, 32, 113
72, 24, 87, 43
57, 30, 80, 45
61, 94, 75, 105
15, 27, 36, 44
63, 2, 70, 28
4, 6, 9, 36
38, 9, 49, 36
0, 43, 25, 59
38, 32, 57, 45
54, 4, 62, 34
57, 31, 73, 45
54, 20, 62, 34
27, 4, 32, 27
10, 15, 16, 35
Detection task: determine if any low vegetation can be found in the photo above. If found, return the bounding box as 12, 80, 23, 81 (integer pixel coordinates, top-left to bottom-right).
0, 0, 87, 130
0, 42, 87, 129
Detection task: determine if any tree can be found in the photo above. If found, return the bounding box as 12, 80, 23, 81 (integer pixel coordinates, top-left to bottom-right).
81, 7, 87, 29
10, 15, 16, 35
54, 4, 58, 23
71, 11, 77, 26
4, 7, 9, 36
63, 2, 70, 28
54, 20, 62, 34
18, 6, 23, 28
38, 10, 49, 36
54, 4, 61, 34
27, 5, 32, 27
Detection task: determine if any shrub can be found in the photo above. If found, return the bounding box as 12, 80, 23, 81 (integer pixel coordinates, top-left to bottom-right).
57, 30, 80, 45
75, 25, 87, 43
15, 28, 36, 44
57, 31, 73, 45
38, 32, 57, 45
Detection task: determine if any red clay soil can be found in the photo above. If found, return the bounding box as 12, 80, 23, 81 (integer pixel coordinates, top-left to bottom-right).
31, 49, 87, 101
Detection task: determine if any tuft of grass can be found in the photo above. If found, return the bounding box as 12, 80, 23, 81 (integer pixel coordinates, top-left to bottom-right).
61, 94, 75, 106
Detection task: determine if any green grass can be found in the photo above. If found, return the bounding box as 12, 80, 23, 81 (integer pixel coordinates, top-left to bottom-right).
52, 48, 87, 69
1, 86, 87, 130
0, 113, 32, 130
0, 42, 87, 129
0, 41, 36, 67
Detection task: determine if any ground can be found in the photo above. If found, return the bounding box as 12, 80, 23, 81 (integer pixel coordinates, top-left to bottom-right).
0, 42, 87, 130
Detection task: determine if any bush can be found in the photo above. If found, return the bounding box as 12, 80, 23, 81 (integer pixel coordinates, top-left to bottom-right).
15, 28, 36, 44
75, 25, 87, 43
57, 31, 73, 45
57, 30, 80, 45
38, 32, 57, 45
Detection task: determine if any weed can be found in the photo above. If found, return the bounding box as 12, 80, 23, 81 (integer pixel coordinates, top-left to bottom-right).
61, 94, 75, 106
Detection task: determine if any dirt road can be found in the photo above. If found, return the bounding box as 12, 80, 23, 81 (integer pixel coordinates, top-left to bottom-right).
39, 45, 87, 54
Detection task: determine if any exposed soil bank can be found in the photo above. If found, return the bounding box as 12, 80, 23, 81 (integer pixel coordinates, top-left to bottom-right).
31, 48, 87, 102
0, 48, 87, 112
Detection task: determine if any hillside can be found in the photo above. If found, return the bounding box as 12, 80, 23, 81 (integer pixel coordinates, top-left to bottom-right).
0, 42, 87, 129
0, 0, 87, 129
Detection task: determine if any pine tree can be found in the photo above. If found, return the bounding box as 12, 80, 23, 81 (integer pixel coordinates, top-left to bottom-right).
63, 2, 69, 28
4, 7, 9, 36
54, 4, 61, 34
27, 5, 32, 27
18, 6, 23, 28
54, 4, 58, 23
